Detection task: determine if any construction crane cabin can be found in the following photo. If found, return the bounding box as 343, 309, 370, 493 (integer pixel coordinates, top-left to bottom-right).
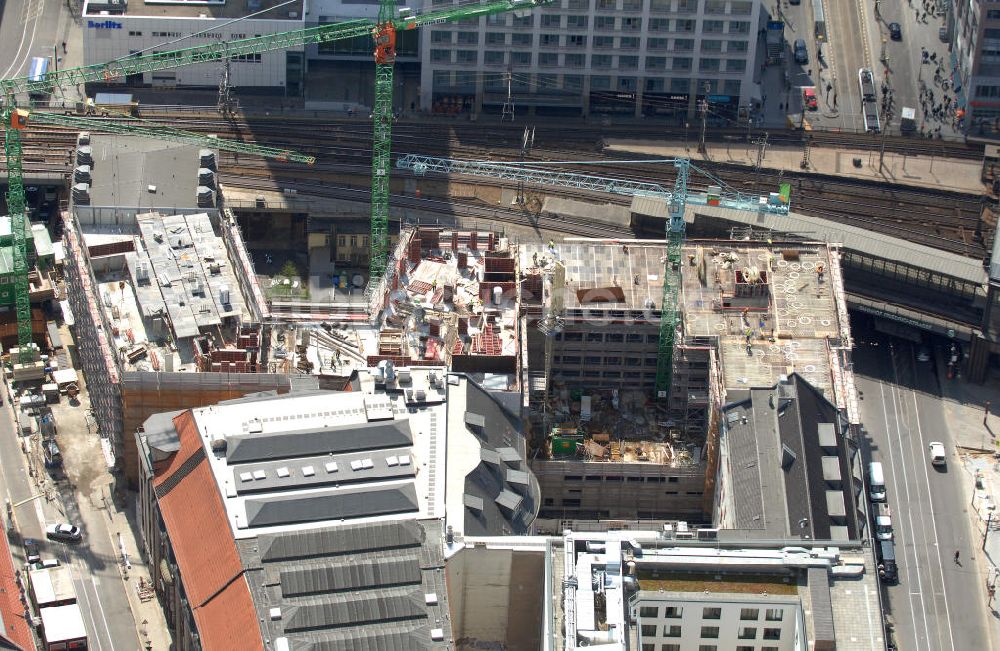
1, 0, 548, 376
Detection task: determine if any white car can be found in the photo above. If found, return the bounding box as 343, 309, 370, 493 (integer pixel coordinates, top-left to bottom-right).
929, 442, 946, 466
45, 523, 82, 543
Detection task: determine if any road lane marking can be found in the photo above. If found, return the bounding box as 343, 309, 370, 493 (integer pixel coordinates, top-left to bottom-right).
910, 388, 957, 651
878, 376, 928, 646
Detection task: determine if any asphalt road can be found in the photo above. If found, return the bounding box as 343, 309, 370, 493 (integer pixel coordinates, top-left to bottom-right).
0, 0, 58, 83
853, 326, 990, 650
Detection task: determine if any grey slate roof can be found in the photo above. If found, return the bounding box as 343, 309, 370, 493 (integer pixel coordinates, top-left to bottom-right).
245, 484, 419, 527
227, 419, 413, 464
241, 520, 452, 651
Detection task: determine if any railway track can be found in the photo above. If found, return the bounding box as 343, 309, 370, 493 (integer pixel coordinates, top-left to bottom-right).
3, 115, 991, 257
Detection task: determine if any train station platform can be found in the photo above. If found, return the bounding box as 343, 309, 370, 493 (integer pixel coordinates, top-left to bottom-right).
606, 139, 985, 195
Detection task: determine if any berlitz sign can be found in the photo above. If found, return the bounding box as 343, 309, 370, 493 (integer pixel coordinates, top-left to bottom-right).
88, 19, 123, 29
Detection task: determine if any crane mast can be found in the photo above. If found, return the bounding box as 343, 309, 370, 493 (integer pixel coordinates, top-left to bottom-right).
369, 0, 398, 285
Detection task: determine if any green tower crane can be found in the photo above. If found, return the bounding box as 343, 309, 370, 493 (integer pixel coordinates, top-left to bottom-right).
395, 154, 790, 400
2, 0, 548, 360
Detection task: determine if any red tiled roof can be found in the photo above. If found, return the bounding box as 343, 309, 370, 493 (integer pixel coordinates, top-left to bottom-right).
0, 526, 32, 651
154, 411, 262, 651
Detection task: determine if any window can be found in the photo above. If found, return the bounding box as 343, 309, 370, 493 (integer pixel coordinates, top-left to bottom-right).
128, 30, 143, 36
990, 9, 1000, 19
561, 355, 581, 364
541, 14, 561, 27
564, 332, 583, 341
597, 0, 616, 8
565, 53, 585, 67
703, 19, 724, 33
587, 332, 604, 342
700, 626, 719, 639
673, 57, 692, 71
540, 33, 559, 47
668, 476, 679, 483
604, 356, 622, 365
623, 0, 642, 9
457, 32, 478, 45
486, 32, 506, 45
564, 74, 583, 90
677, 0, 696, 9
620, 36, 639, 49
763, 628, 782, 640
727, 59, 746, 73
431, 49, 451, 63
591, 75, 612, 90
729, 40, 749, 53
567, 0, 589, 9
512, 13, 533, 26
700, 58, 720, 72
539, 52, 559, 66
606, 333, 624, 342
484, 51, 504, 65
650, 0, 670, 11
622, 17, 641, 31
702, 39, 723, 52
639, 606, 659, 618
675, 38, 694, 51
676, 18, 695, 31
702, 607, 722, 619
740, 608, 759, 620
737, 647, 755, 651
640, 624, 657, 637
544, 497, 554, 506
705, 0, 726, 11
661, 646, 680, 651
583, 370, 601, 377
698, 646, 717, 651
663, 625, 682, 637
456, 50, 477, 64
765, 608, 784, 621
562, 498, 582, 507
338, 236, 346, 247
567, 14, 589, 28
512, 32, 532, 46
596, 16, 616, 30
723, 79, 741, 95
648, 37, 668, 50
650, 17, 670, 32
738, 627, 757, 639
230, 52, 261, 63
642, 645, 655, 651
595, 35, 615, 48
564, 475, 583, 481
568, 34, 586, 47
664, 606, 682, 618
602, 371, 622, 378
593, 54, 613, 68
619, 55, 639, 69
350, 236, 358, 248
729, 20, 750, 33
511, 51, 532, 66
625, 356, 643, 366
432, 30, 452, 44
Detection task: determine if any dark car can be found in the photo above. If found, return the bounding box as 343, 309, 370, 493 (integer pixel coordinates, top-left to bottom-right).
877, 539, 898, 583
793, 39, 809, 65
889, 22, 902, 41
23, 539, 40, 565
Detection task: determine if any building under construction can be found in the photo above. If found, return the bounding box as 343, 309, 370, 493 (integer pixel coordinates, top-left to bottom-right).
519, 237, 858, 523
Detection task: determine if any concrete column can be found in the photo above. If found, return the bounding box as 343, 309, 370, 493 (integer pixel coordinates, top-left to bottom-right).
966, 334, 991, 384
474, 73, 484, 118
581, 75, 591, 118
635, 78, 645, 118
686, 77, 699, 122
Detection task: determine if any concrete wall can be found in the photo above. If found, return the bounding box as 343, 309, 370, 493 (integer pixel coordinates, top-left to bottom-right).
532, 459, 707, 519
447, 546, 545, 651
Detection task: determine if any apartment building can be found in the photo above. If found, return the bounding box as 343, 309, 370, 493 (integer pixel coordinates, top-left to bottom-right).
420, 0, 763, 119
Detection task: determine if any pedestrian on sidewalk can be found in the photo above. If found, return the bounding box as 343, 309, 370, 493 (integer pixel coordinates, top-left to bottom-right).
986, 400, 992, 425
61, 41, 66, 54
955, 550, 961, 564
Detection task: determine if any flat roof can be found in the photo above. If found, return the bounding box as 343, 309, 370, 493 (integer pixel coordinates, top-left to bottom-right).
86, 136, 204, 210
86, 0, 304, 20
39, 604, 87, 642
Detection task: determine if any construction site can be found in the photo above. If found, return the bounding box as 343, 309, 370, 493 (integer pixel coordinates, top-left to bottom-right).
519, 237, 858, 523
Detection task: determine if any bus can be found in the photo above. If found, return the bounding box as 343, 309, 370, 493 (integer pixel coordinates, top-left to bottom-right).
27, 56, 49, 102
812, 0, 827, 42
858, 68, 881, 133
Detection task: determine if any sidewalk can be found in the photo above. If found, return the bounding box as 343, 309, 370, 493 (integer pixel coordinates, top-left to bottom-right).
936, 354, 1000, 649
604, 139, 984, 195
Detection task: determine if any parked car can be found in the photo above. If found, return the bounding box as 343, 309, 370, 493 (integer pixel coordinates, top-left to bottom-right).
877, 539, 898, 583
929, 441, 946, 466
873, 503, 893, 541
793, 39, 809, 65
23, 539, 40, 565
888, 22, 902, 41
45, 523, 82, 543
28, 558, 60, 571
939, 26, 948, 41
803, 88, 818, 111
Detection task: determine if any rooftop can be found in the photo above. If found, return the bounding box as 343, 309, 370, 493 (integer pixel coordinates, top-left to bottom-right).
85, 0, 304, 21
719, 375, 862, 541
84, 137, 207, 211
143, 368, 538, 649
85, 211, 252, 371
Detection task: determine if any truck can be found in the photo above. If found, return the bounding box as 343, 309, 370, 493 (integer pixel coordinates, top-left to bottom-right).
29, 565, 89, 650
900, 106, 916, 133
765, 21, 785, 65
